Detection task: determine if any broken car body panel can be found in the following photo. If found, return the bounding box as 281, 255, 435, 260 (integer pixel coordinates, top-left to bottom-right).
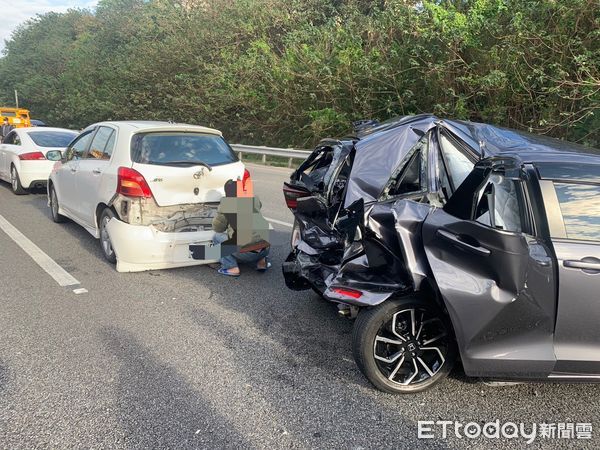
283, 115, 479, 297
283, 114, 600, 380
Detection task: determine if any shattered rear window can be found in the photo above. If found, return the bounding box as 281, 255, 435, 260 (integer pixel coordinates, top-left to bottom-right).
131, 132, 237, 167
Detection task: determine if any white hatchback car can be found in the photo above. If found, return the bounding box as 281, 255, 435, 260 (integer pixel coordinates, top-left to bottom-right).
48, 121, 247, 272
0, 127, 78, 194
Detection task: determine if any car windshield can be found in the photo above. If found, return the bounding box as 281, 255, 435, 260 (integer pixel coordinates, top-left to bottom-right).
131, 132, 237, 166
27, 130, 77, 147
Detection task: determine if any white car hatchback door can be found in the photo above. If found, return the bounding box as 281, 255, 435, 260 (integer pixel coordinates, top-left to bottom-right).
129, 131, 244, 206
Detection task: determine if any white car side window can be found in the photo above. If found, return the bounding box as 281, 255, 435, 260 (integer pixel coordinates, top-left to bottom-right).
87, 127, 114, 160
65, 131, 94, 161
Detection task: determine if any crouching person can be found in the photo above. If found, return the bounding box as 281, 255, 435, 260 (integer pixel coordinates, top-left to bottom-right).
212, 178, 271, 277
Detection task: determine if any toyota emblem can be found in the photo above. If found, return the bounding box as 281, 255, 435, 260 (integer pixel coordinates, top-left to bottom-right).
193, 169, 204, 179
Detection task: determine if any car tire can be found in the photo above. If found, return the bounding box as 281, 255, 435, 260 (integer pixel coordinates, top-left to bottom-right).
49, 186, 66, 223
99, 208, 117, 264
10, 165, 28, 195
352, 296, 456, 394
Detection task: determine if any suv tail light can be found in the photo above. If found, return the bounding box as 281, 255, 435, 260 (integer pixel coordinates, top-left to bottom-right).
283, 182, 310, 209
331, 287, 363, 299
19, 152, 46, 161
117, 167, 153, 198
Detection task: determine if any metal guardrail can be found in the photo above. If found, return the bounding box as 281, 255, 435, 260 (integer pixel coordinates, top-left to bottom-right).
230, 144, 311, 168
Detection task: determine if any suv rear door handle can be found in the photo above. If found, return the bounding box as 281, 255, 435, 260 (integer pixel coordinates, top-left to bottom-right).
564, 259, 600, 273
437, 229, 491, 256
92, 168, 102, 175
70, 167, 77, 173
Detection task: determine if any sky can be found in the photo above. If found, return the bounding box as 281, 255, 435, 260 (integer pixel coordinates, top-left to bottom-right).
0, 0, 97, 51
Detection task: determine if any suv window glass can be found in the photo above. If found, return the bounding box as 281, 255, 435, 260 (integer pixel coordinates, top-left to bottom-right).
474, 173, 523, 232
66, 131, 94, 161
555, 183, 600, 241
87, 127, 114, 160
131, 132, 237, 166
439, 133, 474, 191
437, 149, 452, 201
383, 141, 428, 198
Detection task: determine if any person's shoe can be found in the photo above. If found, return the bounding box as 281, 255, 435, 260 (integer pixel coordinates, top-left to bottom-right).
256, 258, 272, 272
218, 267, 240, 277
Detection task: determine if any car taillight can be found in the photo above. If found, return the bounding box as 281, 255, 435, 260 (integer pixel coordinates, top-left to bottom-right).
283, 183, 310, 209
117, 167, 153, 198
331, 287, 363, 299
19, 152, 46, 160
242, 169, 251, 191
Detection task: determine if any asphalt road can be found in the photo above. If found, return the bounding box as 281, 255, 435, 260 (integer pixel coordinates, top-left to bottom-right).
0, 163, 599, 449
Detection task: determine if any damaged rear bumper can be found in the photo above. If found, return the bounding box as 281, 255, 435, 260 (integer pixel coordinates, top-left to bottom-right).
106, 218, 218, 272
283, 249, 403, 306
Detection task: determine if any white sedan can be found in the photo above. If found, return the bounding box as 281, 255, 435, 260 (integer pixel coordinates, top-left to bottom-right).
0, 127, 78, 195
48, 121, 248, 272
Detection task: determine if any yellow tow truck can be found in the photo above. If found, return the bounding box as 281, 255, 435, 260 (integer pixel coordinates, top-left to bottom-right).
0, 107, 31, 128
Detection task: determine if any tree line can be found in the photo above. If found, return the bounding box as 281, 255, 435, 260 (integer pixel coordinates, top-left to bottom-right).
0, 0, 598, 148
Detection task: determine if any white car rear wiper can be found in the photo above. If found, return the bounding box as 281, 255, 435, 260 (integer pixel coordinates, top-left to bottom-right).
156, 160, 213, 171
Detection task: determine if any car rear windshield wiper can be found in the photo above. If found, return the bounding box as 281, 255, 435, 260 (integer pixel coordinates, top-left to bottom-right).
153, 160, 213, 171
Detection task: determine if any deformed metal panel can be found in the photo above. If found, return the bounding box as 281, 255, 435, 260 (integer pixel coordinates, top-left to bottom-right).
345, 116, 437, 207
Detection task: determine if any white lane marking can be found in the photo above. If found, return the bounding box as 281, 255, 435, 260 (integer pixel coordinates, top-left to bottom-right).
265, 217, 293, 228
0, 214, 80, 287
73, 288, 88, 295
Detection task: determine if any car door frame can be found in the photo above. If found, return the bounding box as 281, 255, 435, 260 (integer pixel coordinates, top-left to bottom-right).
53, 128, 96, 221
74, 125, 117, 229
421, 157, 558, 378
539, 175, 600, 376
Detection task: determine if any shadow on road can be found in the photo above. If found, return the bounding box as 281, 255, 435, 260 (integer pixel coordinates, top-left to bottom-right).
99, 326, 248, 449
172, 230, 451, 448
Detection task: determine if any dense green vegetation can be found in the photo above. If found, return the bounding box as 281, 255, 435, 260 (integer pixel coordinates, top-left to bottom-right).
0, 0, 598, 148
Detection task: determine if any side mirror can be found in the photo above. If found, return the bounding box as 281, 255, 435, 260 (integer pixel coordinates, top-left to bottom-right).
46, 150, 62, 161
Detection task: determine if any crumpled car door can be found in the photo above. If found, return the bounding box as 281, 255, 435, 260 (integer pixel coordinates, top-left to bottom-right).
421, 164, 557, 378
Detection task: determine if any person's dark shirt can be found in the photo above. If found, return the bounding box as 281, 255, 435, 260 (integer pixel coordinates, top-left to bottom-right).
1, 124, 14, 138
